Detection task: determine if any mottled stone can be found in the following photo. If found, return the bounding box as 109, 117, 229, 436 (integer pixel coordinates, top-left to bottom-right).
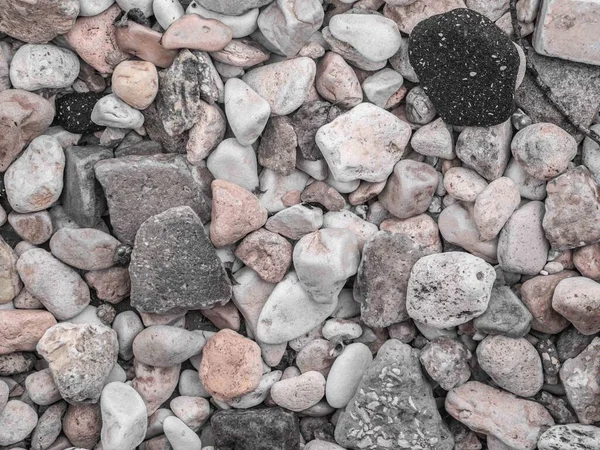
63, 404, 102, 449
132, 361, 180, 416
115, 20, 177, 69
419, 337, 471, 390
186, 102, 226, 165
316, 52, 363, 108
30, 400, 67, 450
0, 309, 56, 355
265, 203, 323, 240
10, 44, 79, 91
84, 267, 130, 304
209, 38, 270, 68
258, 117, 297, 175
162, 14, 232, 52
473, 286, 532, 337
0, 400, 38, 446
553, 277, 600, 335
538, 424, 600, 450
234, 229, 292, 283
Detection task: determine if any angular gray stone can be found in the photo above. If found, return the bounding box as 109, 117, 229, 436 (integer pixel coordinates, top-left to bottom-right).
258, 116, 297, 175
473, 286, 532, 337
30, 400, 67, 450
94, 154, 212, 245
335, 339, 454, 450
355, 231, 436, 328
130, 206, 231, 314
538, 424, 600, 450
419, 337, 471, 391
62, 146, 112, 228
291, 101, 333, 161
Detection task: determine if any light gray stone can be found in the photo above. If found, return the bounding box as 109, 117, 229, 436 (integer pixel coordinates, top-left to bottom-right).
10, 44, 79, 91
207, 138, 259, 191
0, 400, 38, 446
187, 4, 258, 38
50, 228, 119, 271
132, 325, 206, 367
224, 78, 270, 146
325, 343, 372, 408
91, 94, 144, 129
101, 382, 147, 450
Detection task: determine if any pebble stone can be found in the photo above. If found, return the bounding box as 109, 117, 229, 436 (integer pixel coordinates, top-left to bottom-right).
79, 0, 115, 16
0, 310, 56, 355
552, 277, 600, 335
112, 61, 159, 110
473, 177, 521, 241
63, 403, 102, 448
0, 400, 38, 446
326, 343, 372, 408
25, 368, 61, 406
419, 336, 472, 391
271, 371, 326, 412
132, 326, 205, 367
10, 44, 79, 91
265, 204, 323, 240
55, 93, 105, 134
207, 138, 259, 192
234, 229, 292, 283
411, 117, 455, 159
153, 0, 184, 29
164, 416, 202, 450
443, 167, 488, 202
316, 51, 363, 108
91, 94, 145, 129
132, 361, 180, 416
538, 424, 600, 450
187, 4, 259, 39
101, 382, 148, 450
8, 211, 53, 245
162, 14, 232, 52
50, 227, 119, 271
473, 286, 533, 337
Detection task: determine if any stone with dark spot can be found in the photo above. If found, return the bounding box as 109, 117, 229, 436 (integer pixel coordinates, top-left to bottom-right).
409, 9, 519, 126
212, 407, 300, 450
130, 206, 231, 314
335, 339, 454, 450
538, 424, 600, 449
258, 117, 297, 175
291, 101, 333, 161
56, 93, 105, 134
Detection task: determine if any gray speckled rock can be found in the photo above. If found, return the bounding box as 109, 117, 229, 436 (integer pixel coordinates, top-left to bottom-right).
419, 337, 471, 390
94, 154, 212, 245
50, 228, 120, 271
30, 400, 66, 450
335, 339, 454, 450
37, 323, 118, 404
538, 424, 600, 450
130, 206, 231, 314
10, 44, 79, 91
0, 400, 38, 446
473, 286, 532, 337
406, 252, 496, 328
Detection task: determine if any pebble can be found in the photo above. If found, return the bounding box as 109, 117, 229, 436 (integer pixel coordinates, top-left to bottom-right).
265, 204, 323, 240
477, 335, 544, 397
409, 9, 519, 126
226, 79, 271, 147
560, 337, 600, 424
383, 0, 466, 34
407, 252, 496, 328
25, 368, 61, 406
259, 168, 310, 213
305, 440, 346, 450
0, 239, 20, 306
17, 249, 90, 321
84, 267, 131, 304
257, 271, 338, 344
538, 424, 600, 450
543, 166, 600, 250
228, 370, 282, 409
55, 93, 104, 135
504, 157, 547, 200
234, 229, 292, 283
65, 5, 129, 74
153, 0, 184, 29
200, 329, 263, 401
322, 210, 377, 250
0, 400, 38, 446
5, 135, 64, 214
582, 124, 600, 185
243, 57, 316, 116
301, 181, 346, 212
186, 103, 226, 164
573, 243, 600, 281
112, 61, 158, 110
404, 86, 436, 124
552, 277, 600, 335
207, 138, 259, 191
194, 0, 272, 15
63, 404, 102, 448
292, 100, 338, 161
0, 351, 36, 375
162, 14, 232, 52
132, 361, 180, 417
362, 68, 404, 109
10, 44, 79, 91
296, 339, 337, 375
79, 0, 115, 16
316, 51, 363, 108
445, 381, 554, 450
8, 211, 53, 245
326, 343, 372, 408
380, 214, 443, 253
0, 310, 56, 355
133, 326, 205, 367
257, 0, 324, 56
379, 159, 439, 219
49, 228, 119, 271
321, 319, 362, 341
293, 229, 360, 304
473, 177, 520, 241
419, 337, 472, 390
91, 94, 145, 129
163, 416, 202, 450
210, 179, 268, 247
497, 200, 549, 275
210, 38, 270, 67
411, 117, 455, 159
257, 116, 297, 175
187, 4, 259, 38
473, 286, 532, 337
535, 390, 578, 425
112, 311, 144, 360
31, 400, 67, 450
101, 382, 148, 450
115, 20, 178, 69
511, 123, 577, 180
520, 271, 577, 334
336, 339, 453, 450
443, 167, 488, 202
271, 371, 326, 412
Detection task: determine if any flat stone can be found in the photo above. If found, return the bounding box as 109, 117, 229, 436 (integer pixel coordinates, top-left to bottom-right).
243, 57, 316, 116
520, 271, 577, 334
408, 9, 519, 126
355, 230, 436, 328
209, 38, 270, 67
560, 337, 600, 424
94, 154, 212, 245
316, 103, 411, 183
455, 119, 513, 180
37, 323, 118, 404
316, 52, 363, 108
195, 0, 273, 16
212, 407, 300, 450
335, 339, 454, 450
200, 329, 263, 401
265, 204, 323, 240
91, 94, 145, 129
0, 310, 56, 355
101, 382, 147, 450
17, 249, 90, 320
445, 381, 554, 450
234, 228, 292, 283
407, 252, 496, 328
63, 403, 102, 448
114, 20, 177, 69
207, 138, 259, 192
538, 424, 600, 450
257, 117, 297, 176
419, 336, 471, 390
543, 166, 600, 250
498, 200, 549, 275
0, 400, 38, 446
186, 4, 259, 39
271, 371, 326, 412
162, 14, 232, 51
383, 0, 466, 34
224, 78, 270, 146
5, 135, 64, 214
0, 237, 22, 305
477, 335, 544, 397
0, 0, 78, 43
10, 44, 79, 91
474, 177, 520, 241
473, 286, 532, 337
553, 277, 600, 335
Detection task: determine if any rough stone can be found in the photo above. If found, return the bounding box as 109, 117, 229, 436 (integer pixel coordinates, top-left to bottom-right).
112, 61, 158, 110
257, 117, 297, 176
186, 102, 226, 165
30, 400, 67, 450
538, 424, 600, 450
265, 204, 323, 240
234, 229, 292, 283
553, 277, 600, 335
63, 404, 102, 449
474, 177, 520, 241
162, 14, 232, 52
291, 101, 334, 161
383, 0, 466, 34
316, 52, 363, 109
473, 286, 532, 337
132, 326, 204, 368
10, 44, 79, 91
443, 167, 488, 202
114, 20, 178, 69
419, 336, 472, 390
55, 93, 105, 135
0, 310, 56, 355
0, 237, 21, 304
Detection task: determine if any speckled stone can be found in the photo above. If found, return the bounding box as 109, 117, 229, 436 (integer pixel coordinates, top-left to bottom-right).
409, 9, 519, 126
56, 93, 105, 134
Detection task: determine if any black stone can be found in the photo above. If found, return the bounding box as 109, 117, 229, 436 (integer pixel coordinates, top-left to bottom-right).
409, 8, 519, 126
211, 407, 300, 450
55, 92, 105, 134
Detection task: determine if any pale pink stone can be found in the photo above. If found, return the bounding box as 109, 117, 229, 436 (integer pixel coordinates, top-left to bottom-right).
553, 277, 600, 335
112, 61, 158, 110
234, 229, 292, 283
199, 301, 241, 331
474, 177, 521, 241
162, 14, 233, 52
316, 52, 362, 109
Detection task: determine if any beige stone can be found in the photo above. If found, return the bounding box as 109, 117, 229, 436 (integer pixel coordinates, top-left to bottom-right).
115, 20, 178, 69
0, 310, 56, 355
112, 61, 158, 110
443, 167, 488, 202
573, 243, 600, 282
380, 213, 442, 254
84, 267, 131, 304
474, 177, 521, 241
162, 14, 232, 52
209, 39, 270, 68
0, 237, 21, 304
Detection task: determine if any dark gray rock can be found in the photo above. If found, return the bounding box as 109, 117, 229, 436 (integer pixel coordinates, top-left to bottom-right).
539, 424, 600, 450
62, 146, 112, 228
335, 339, 454, 450
94, 154, 212, 245
419, 337, 472, 391
300, 417, 335, 443
258, 116, 297, 175
473, 286, 532, 338
516, 47, 600, 140
291, 101, 334, 161
534, 391, 578, 425
537, 338, 561, 377
354, 231, 434, 328
142, 102, 188, 154
114, 141, 163, 158
557, 326, 596, 362
130, 206, 231, 314
211, 407, 300, 450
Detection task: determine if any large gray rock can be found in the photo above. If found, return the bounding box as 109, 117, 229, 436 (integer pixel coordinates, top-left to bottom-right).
130, 206, 231, 314
37, 323, 118, 404
335, 339, 454, 450
355, 231, 436, 328
94, 154, 212, 245
538, 424, 600, 450
473, 286, 532, 337
62, 146, 112, 228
